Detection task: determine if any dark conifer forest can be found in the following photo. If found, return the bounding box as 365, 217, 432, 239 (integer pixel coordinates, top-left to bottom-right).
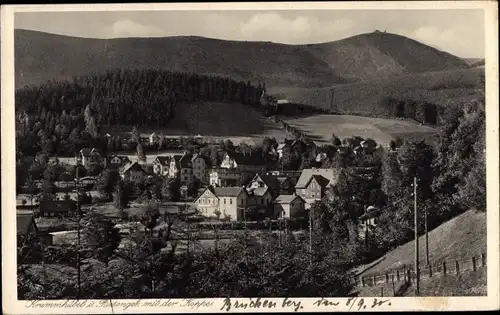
15, 69, 265, 156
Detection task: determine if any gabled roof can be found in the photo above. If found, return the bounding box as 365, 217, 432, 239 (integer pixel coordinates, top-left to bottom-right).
80, 148, 100, 157
225, 151, 266, 166
277, 176, 291, 185
194, 187, 218, 203
109, 155, 131, 164
252, 174, 281, 191
191, 153, 208, 163
277, 139, 294, 150
273, 194, 305, 204
296, 168, 341, 188
17, 213, 36, 235
247, 186, 269, 197
120, 162, 145, 175
308, 174, 331, 188
154, 156, 170, 166
213, 186, 246, 197
179, 153, 193, 168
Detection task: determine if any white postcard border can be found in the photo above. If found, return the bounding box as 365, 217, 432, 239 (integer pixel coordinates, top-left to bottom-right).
2, 1, 499, 313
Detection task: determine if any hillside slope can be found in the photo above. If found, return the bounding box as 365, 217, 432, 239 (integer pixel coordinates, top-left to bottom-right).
268, 67, 484, 114
303, 32, 469, 81
358, 209, 487, 276
15, 29, 470, 89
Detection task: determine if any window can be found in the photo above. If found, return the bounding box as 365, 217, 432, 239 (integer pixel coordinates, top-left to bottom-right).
224, 198, 226, 204
230, 199, 233, 205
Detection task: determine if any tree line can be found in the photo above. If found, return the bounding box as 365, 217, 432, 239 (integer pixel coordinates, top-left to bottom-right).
308, 102, 486, 263
15, 69, 265, 156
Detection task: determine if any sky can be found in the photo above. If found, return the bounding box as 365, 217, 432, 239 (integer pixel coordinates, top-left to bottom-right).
15, 9, 485, 58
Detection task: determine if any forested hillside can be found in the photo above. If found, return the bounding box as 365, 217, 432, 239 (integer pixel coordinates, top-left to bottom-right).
16, 29, 471, 88
15, 69, 264, 156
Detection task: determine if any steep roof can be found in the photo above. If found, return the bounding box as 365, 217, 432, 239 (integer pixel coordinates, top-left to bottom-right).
213, 186, 246, 197
273, 194, 305, 204
296, 168, 341, 188
255, 174, 281, 191
109, 155, 131, 164
80, 148, 92, 157
247, 186, 269, 197
80, 147, 100, 157
120, 162, 145, 174
154, 156, 170, 166
191, 153, 208, 163
277, 139, 294, 150
226, 151, 266, 166
179, 153, 193, 168
17, 213, 36, 235
313, 174, 331, 187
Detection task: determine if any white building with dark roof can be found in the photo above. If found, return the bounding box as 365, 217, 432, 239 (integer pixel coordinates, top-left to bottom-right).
194, 186, 250, 221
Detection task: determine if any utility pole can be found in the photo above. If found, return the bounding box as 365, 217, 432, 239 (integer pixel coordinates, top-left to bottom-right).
425, 205, 429, 266
363, 204, 368, 249
76, 164, 81, 299
413, 176, 420, 296
309, 208, 312, 267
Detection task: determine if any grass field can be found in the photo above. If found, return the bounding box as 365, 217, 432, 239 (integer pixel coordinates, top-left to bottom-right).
102, 101, 291, 146
268, 67, 484, 115
282, 114, 438, 145
358, 209, 486, 276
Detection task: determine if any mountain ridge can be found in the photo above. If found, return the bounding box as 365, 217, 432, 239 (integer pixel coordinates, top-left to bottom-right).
15, 29, 470, 89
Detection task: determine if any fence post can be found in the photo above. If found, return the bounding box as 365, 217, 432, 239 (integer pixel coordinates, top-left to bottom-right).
443, 261, 447, 276
472, 256, 477, 272
385, 272, 389, 283
481, 253, 486, 267
372, 274, 377, 286
428, 264, 433, 277
391, 274, 395, 296
396, 269, 400, 282
403, 265, 406, 281
407, 269, 412, 283
380, 286, 384, 297
455, 260, 460, 275
361, 276, 365, 287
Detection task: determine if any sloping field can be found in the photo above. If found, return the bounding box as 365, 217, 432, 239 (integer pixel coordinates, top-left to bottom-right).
354, 267, 487, 297
358, 210, 487, 276
282, 114, 437, 145
268, 67, 484, 115
102, 101, 290, 146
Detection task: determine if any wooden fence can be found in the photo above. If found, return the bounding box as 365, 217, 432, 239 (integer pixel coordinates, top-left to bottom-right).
356, 253, 487, 289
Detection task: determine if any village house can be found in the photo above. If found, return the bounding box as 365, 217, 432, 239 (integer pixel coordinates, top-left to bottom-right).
149, 132, 159, 145
246, 174, 283, 199
209, 168, 240, 187
179, 153, 194, 184
247, 186, 273, 207
17, 212, 38, 244
107, 155, 132, 168
295, 168, 341, 208
219, 151, 267, 174
358, 205, 381, 241
168, 155, 182, 179
152, 156, 170, 177
194, 186, 250, 221
120, 162, 147, 184
191, 153, 208, 183
38, 200, 77, 218
266, 170, 301, 187
272, 194, 307, 219
79, 148, 103, 167
277, 139, 293, 159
